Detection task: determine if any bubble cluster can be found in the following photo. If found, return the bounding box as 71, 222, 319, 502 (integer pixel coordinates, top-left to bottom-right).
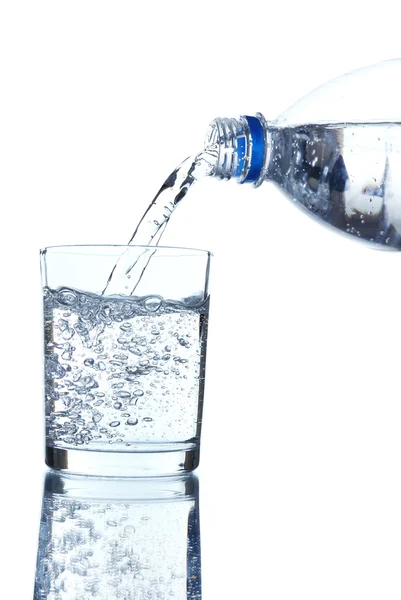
34, 484, 200, 599
43, 287, 209, 450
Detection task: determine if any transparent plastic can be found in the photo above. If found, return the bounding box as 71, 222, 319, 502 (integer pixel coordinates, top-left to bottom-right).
208, 59, 401, 249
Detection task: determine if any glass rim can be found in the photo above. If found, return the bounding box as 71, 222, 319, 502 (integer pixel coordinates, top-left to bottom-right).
40, 244, 213, 256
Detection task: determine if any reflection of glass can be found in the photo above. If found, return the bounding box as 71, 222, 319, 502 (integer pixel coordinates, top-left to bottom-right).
41, 245, 211, 476
34, 472, 201, 599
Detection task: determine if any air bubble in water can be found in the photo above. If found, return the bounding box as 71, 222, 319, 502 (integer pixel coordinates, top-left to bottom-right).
144, 296, 163, 312
124, 525, 135, 534
58, 289, 78, 306
58, 319, 68, 332
62, 328, 75, 341
128, 345, 142, 356
107, 520, 117, 527
112, 382, 124, 389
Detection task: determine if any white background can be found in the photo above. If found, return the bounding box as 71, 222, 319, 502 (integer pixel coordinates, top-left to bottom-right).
2, 2, 401, 598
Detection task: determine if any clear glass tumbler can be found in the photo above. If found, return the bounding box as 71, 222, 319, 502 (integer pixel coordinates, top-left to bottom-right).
40, 245, 211, 476
34, 471, 201, 599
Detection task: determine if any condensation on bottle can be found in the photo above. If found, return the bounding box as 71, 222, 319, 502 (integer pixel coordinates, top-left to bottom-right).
207, 59, 401, 249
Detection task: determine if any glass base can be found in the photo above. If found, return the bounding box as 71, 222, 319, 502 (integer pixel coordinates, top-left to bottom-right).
45, 443, 200, 477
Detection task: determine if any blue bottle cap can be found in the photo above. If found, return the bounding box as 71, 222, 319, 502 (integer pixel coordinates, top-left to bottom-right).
242, 115, 265, 183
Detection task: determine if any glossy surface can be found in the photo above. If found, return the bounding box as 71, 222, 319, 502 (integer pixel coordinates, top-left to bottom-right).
268, 122, 401, 248
34, 473, 201, 599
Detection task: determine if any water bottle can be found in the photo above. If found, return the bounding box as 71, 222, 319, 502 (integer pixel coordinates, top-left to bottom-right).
207, 59, 401, 249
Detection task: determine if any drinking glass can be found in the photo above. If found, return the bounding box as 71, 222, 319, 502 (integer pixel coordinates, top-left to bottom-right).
41, 245, 211, 476
34, 471, 201, 599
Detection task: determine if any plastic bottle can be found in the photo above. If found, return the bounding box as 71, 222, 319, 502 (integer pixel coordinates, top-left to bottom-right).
207, 59, 401, 249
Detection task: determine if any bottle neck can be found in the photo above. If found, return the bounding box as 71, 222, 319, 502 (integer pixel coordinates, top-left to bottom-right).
205, 113, 269, 186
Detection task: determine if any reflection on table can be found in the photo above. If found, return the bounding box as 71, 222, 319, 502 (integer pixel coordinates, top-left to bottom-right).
33, 471, 201, 599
